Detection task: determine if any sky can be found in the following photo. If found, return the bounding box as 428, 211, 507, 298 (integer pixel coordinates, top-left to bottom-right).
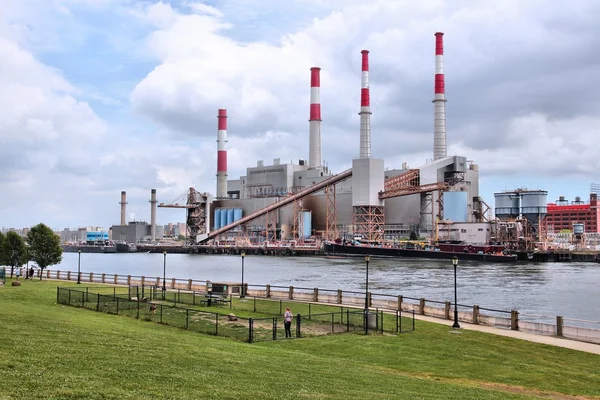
1, 0, 600, 231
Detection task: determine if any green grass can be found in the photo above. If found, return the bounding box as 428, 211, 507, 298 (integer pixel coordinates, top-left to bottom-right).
1, 279, 599, 399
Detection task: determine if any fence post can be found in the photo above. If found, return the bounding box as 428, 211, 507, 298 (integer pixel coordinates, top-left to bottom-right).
337, 289, 343, 304
141, 276, 145, 287
127, 275, 131, 286
102, 273, 106, 284
346, 309, 350, 332
273, 318, 277, 340
296, 314, 301, 338
266, 284, 271, 298
473, 305, 480, 325
419, 298, 425, 315
215, 313, 218, 335
114, 274, 118, 284
444, 301, 451, 319
67, 271, 71, 281
397, 295, 403, 311
511, 310, 519, 331
556, 316, 563, 337
289, 286, 294, 300
116, 297, 119, 315
368, 292, 372, 308
249, 318, 254, 343
96, 294, 100, 311
187, 279, 192, 291
313, 288, 319, 302
396, 310, 400, 333
171, 278, 176, 289
56, 287, 60, 304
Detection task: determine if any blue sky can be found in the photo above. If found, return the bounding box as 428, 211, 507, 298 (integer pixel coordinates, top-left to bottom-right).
1, 0, 600, 230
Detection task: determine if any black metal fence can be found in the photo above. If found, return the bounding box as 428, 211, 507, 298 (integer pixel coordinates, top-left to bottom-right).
57, 287, 402, 342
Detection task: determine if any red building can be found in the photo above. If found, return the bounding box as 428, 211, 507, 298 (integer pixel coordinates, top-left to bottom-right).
543, 194, 600, 233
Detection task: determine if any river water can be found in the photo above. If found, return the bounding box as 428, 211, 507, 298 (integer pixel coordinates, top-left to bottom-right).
52, 253, 600, 322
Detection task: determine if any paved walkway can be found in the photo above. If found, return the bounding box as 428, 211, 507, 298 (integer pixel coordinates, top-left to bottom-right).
412, 313, 600, 355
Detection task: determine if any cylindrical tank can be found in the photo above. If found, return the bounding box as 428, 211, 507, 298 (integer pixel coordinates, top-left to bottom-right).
443, 191, 468, 222
226, 208, 234, 225
494, 193, 519, 218
220, 208, 227, 228
214, 209, 221, 230
302, 211, 312, 239
573, 223, 585, 235
233, 208, 243, 222
521, 190, 548, 226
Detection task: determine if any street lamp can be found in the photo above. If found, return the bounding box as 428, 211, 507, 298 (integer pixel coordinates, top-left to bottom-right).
77, 249, 81, 284
364, 255, 371, 334
162, 251, 167, 299
451, 256, 460, 329
240, 251, 246, 298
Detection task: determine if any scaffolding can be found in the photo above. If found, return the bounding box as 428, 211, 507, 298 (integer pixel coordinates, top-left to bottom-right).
325, 185, 337, 240
352, 205, 385, 242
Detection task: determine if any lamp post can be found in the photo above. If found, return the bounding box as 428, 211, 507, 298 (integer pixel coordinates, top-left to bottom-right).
240, 251, 246, 298
77, 249, 81, 284
364, 255, 371, 334
451, 256, 460, 329
162, 251, 167, 299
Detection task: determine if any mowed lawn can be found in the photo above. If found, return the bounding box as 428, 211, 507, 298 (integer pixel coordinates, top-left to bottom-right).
1, 280, 599, 399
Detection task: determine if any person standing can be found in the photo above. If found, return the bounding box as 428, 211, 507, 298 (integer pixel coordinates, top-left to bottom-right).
284, 307, 293, 338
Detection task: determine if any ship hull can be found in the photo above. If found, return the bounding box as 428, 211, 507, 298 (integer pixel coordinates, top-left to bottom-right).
323, 243, 517, 263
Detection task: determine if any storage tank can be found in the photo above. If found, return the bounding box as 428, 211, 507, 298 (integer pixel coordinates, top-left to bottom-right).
233, 208, 243, 222
220, 208, 227, 228
573, 223, 585, 235
302, 211, 312, 238
214, 209, 221, 230
494, 192, 519, 219
226, 208, 234, 225
521, 190, 548, 226
443, 191, 468, 222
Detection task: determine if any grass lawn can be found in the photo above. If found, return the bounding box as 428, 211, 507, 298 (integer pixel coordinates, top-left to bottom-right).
1, 279, 599, 399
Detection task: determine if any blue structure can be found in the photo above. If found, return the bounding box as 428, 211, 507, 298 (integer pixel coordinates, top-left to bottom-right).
443, 191, 468, 222
226, 208, 234, 225
86, 231, 108, 242
214, 209, 222, 230
233, 208, 243, 222
302, 211, 312, 238
220, 208, 227, 228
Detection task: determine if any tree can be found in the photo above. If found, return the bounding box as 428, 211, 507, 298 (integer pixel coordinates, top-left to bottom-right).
2, 231, 28, 278
27, 223, 62, 280
409, 231, 419, 241
0, 231, 5, 266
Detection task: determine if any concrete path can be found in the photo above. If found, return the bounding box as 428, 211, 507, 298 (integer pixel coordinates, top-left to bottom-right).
412, 313, 600, 355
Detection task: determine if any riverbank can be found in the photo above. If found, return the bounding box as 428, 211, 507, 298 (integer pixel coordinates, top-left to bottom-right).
1, 279, 599, 399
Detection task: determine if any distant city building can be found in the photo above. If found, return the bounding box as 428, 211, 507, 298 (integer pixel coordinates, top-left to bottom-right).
110, 221, 164, 243
544, 194, 600, 233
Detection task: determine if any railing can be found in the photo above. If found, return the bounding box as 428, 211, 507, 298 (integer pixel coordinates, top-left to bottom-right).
43, 269, 600, 345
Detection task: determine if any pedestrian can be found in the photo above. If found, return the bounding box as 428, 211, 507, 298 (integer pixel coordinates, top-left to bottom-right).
284, 307, 293, 338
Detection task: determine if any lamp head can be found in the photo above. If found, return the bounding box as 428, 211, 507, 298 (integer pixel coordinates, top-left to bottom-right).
163, 250, 167, 255
451, 256, 459, 266
365, 255, 371, 262
241, 251, 246, 257
78, 249, 81, 254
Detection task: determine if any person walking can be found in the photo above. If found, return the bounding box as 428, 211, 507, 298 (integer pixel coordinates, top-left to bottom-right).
284, 307, 293, 338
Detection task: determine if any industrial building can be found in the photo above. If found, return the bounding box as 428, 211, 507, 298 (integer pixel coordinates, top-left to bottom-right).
543, 194, 600, 233
109, 190, 165, 243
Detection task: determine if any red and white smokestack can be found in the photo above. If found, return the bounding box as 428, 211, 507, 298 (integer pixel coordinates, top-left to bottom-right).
309, 67, 322, 168
216, 109, 228, 199
359, 50, 371, 159
433, 32, 447, 160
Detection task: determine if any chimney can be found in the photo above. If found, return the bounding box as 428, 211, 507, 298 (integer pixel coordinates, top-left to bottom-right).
433, 32, 447, 160
309, 67, 322, 168
150, 189, 157, 241
119, 191, 127, 225
359, 50, 372, 159
216, 109, 228, 199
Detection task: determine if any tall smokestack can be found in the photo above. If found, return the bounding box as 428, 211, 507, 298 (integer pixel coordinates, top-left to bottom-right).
119, 191, 127, 225
359, 50, 371, 159
216, 109, 228, 199
150, 189, 157, 241
433, 32, 447, 160
309, 67, 322, 168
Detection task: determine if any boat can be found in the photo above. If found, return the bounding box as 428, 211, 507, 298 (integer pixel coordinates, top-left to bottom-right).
323, 241, 517, 263
61, 244, 117, 254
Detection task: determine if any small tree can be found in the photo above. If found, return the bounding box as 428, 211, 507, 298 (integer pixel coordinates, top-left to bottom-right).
2, 231, 28, 278
409, 231, 419, 241
27, 223, 63, 280
0, 231, 5, 266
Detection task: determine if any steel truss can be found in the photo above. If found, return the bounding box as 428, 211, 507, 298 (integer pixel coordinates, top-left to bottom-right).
292, 198, 303, 241
265, 210, 278, 242
353, 205, 385, 242
325, 185, 337, 240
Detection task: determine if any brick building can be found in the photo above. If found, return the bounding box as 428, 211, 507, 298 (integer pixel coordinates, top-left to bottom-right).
543, 194, 600, 233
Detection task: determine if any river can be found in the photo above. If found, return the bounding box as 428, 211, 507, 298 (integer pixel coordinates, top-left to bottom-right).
51, 252, 600, 322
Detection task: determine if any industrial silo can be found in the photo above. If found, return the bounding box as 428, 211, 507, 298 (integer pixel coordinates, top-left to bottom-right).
521, 190, 548, 226
214, 209, 222, 230
443, 191, 468, 222
226, 208, 234, 225
220, 208, 227, 228
233, 208, 243, 222
302, 211, 312, 238
494, 192, 520, 219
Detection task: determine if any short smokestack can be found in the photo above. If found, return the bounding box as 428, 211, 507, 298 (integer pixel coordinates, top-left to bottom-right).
150, 189, 157, 241
433, 32, 447, 160
119, 191, 127, 225
359, 50, 371, 159
309, 67, 322, 168
216, 109, 228, 199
